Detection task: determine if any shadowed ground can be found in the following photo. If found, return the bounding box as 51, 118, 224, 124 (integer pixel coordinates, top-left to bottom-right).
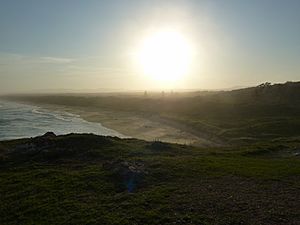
1, 133, 299, 225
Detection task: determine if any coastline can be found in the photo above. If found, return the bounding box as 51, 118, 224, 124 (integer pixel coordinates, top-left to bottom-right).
7, 100, 218, 146
0, 100, 124, 141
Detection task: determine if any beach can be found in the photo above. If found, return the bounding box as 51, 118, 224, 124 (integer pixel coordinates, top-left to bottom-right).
16, 102, 218, 147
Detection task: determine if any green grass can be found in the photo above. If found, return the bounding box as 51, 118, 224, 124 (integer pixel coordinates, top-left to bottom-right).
1, 134, 300, 225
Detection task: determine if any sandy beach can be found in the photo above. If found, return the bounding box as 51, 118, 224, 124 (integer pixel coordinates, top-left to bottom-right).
21, 102, 218, 147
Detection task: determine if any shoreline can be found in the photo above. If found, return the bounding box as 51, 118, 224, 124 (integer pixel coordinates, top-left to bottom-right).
3, 100, 220, 147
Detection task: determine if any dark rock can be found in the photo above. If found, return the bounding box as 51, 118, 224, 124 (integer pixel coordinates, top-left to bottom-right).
12, 132, 57, 156
41, 132, 56, 138
104, 160, 147, 192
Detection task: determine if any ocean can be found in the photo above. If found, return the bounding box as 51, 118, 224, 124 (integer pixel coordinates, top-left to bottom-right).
0, 100, 124, 141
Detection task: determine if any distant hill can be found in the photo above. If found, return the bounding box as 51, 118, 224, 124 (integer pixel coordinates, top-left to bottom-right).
217, 81, 300, 104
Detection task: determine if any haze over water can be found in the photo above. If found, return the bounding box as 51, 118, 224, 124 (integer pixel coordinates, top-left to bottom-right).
0, 101, 124, 141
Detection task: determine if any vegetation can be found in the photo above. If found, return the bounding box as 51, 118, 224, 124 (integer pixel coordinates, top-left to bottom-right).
1, 82, 300, 224
1, 133, 300, 225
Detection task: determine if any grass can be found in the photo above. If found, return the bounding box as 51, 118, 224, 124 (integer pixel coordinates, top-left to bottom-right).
1, 133, 300, 225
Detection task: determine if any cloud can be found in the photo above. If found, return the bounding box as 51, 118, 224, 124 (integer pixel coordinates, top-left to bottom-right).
0, 52, 74, 65
39, 57, 74, 64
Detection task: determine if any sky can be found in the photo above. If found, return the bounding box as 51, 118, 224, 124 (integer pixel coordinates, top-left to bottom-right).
0, 0, 300, 93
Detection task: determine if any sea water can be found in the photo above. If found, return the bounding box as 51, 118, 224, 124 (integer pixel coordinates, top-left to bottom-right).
0, 100, 124, 140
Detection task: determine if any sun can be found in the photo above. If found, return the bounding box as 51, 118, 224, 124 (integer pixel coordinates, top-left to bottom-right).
136, 30, 192, 83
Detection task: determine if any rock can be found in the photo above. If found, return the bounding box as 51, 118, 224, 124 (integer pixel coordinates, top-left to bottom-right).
41, 132, 56, 138
104, 160, 147, 192
12, 132, 57, 154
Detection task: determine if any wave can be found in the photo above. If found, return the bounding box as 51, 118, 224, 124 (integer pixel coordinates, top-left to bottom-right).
0, 101, 124, 141
32, 108, 72, 122
52, 114, 72, 122
51, 110, 80, 122
62, 111, 80, 118
31, 108, 46, 115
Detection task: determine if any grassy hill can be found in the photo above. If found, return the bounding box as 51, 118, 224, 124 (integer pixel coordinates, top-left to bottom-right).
1, 133, 300, 225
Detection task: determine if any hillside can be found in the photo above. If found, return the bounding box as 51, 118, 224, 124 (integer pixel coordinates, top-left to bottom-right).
1, 133, 300, 225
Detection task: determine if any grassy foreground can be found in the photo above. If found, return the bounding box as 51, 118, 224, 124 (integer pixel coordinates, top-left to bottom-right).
1, 133, 300, 225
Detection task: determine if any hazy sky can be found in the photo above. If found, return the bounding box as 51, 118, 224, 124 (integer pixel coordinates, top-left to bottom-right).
0, 0, 300, 93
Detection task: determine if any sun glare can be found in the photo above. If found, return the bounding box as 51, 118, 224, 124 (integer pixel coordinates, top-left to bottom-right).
136, 30, 192, 83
